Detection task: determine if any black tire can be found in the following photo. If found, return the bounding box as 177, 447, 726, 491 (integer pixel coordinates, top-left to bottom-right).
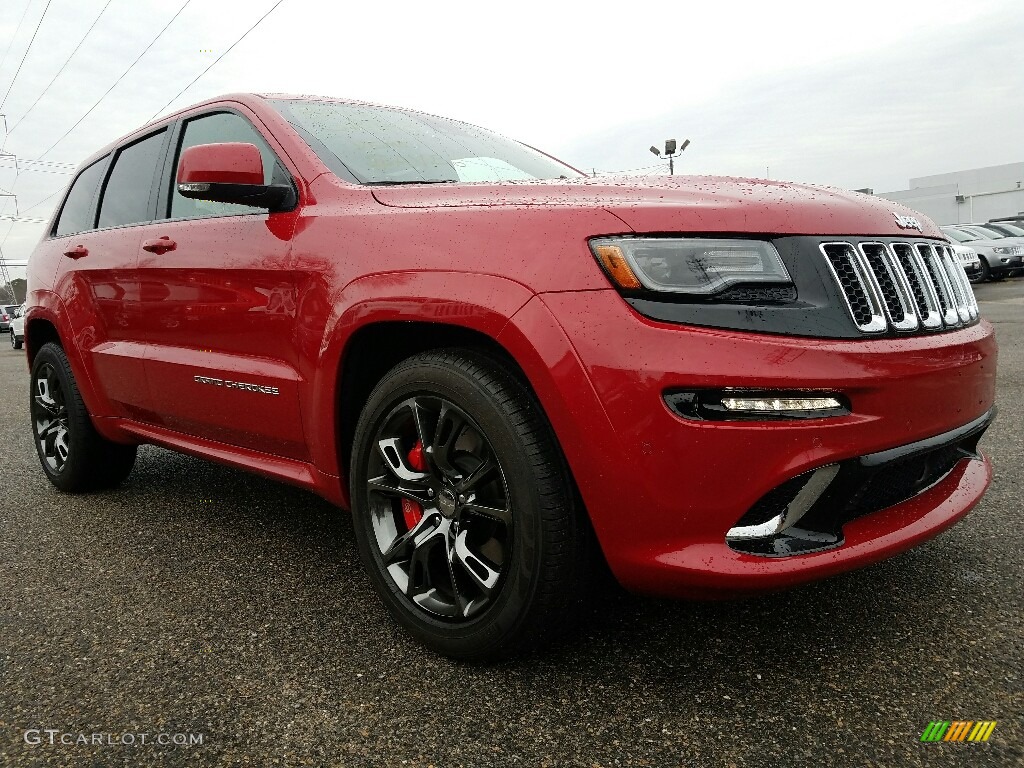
349, 349, 588, 661
976, 258, 991, 283
11, 330, 23, 350
30, 342, 137, 492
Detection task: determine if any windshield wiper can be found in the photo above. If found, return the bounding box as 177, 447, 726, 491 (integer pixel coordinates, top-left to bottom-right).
365, 179, 458, 186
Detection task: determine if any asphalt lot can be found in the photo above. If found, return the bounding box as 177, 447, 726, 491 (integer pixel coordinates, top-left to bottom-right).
1, 281, 1021, 768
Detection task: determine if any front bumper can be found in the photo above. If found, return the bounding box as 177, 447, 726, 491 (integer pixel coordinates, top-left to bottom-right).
990, 254, 1023, 276
534, 289, 997, 597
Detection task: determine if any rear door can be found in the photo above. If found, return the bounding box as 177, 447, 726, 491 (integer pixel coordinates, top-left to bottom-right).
51, 128, 172, 420
138, 107, 308, 460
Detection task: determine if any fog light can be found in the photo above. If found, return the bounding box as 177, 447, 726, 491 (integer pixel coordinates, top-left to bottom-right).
721, 396, 844, 413
664, 390, 850, 421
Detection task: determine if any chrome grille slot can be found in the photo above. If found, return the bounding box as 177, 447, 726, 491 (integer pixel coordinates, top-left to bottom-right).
890, 243, 943, 329
858, 243, 919, 331
915, 243, 960, 327
888, 243, 942, 327
936, 244, 977, 323
820, 243, 886, 332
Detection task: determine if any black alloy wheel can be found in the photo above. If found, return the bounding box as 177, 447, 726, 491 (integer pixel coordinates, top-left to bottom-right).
32, 360, 70, 474
350, 349, 590, 660
30, 342, 137, 492
365, 395, 511, 620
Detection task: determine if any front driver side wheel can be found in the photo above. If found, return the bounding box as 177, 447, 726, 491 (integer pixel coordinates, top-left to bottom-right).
350, 349, 589, 661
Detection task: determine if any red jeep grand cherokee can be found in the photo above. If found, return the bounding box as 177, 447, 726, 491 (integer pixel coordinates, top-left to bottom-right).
24, 94, 996, 659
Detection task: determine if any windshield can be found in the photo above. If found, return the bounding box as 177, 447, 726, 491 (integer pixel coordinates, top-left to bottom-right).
962, 225, 1003, 239
990, 223, 1024, 237
270, 99, 583, 185
943, 228, 973, 243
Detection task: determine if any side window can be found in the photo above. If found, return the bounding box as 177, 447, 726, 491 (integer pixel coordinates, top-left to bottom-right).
97, 129, 168, 229
54, 159, 107, 237
170, 112, 287, 220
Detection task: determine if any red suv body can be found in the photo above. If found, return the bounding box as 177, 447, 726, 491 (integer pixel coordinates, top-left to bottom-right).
24, 94, 996, 658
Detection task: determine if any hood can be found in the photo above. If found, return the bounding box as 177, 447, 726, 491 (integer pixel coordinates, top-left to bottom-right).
371, 175, 944, 239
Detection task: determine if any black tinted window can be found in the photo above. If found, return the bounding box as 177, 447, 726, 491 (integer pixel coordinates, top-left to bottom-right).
170, 112, 283, 219
54, 159, 106, 236
97, 130, 167, 229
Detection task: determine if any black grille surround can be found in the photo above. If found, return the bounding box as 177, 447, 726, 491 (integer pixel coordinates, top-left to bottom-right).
728, 410, 993, 558
623, 235, 981, 339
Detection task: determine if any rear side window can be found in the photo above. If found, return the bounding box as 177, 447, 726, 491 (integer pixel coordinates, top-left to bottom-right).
169, 111, 285, 220
97, 129, 168, 229
54, 159, 106, 237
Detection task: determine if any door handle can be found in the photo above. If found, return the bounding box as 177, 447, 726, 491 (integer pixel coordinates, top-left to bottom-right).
62, 244, 88, 259
142, 236, 177, 254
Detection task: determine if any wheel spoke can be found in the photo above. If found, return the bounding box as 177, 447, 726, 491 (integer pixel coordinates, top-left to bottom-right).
409, 398, 434, 454
34, 394, 61, 416
376, 437, 430, 483
54, 430, 69, 464
49, 371, 65, 410
461, 499, 512, 527
367, 474, 431, 506
445, 535, 470, 618
455, 455, 496, 494
381, 513, 440, 567
430, 403, 467, 476
404, 528, 445, 598
35, 374, 50, 402
452, 530, 501, 597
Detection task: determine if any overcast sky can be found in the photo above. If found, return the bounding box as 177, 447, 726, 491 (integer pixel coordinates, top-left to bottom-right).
1, 0, 1022, 281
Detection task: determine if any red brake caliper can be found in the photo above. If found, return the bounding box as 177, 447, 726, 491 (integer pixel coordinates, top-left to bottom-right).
401, 440, 426, 529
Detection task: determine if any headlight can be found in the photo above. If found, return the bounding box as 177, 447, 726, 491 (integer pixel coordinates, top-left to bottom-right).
993, 246, 1012, 254
590, 237, 791, 296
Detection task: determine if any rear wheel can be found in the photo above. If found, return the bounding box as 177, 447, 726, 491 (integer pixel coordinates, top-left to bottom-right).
10, 330, 22, 349
350, 349, 588, 660
30, 342, 137, 492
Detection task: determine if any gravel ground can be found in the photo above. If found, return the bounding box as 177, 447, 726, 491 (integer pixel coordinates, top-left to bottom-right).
0, 280, 1021, 767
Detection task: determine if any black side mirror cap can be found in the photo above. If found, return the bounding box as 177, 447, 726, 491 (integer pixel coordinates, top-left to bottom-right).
177, 181, 298, 213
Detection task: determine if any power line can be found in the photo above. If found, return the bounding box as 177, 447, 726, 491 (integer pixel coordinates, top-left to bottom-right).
0, 159, 72, 175
36, 0, 194, 160
0, 0, 54, 114
19, 187, 61, 214
0, 0, 33, 81
2, 0, 287, 239
9, 157, 75, 169
6, 0, 115, 138
150, 0, 286, 120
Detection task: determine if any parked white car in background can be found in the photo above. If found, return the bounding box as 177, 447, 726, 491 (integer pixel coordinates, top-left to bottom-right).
942, 226, 1024, 281
952, 244, 983, 283
9, 304, 25, 350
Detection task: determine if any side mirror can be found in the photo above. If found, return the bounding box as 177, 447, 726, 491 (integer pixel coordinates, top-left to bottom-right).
176, 142, 296, 212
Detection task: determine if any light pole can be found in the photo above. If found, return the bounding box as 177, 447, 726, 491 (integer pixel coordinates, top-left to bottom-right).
649, 138, 690, 175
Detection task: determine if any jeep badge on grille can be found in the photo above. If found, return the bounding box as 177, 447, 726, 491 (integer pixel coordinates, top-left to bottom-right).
893, 212, 923, 231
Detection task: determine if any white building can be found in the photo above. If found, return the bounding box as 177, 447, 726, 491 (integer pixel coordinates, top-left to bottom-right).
876, 162, 1024, 226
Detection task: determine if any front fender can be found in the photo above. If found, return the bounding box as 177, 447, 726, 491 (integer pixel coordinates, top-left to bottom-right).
306, 270, 535, 490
